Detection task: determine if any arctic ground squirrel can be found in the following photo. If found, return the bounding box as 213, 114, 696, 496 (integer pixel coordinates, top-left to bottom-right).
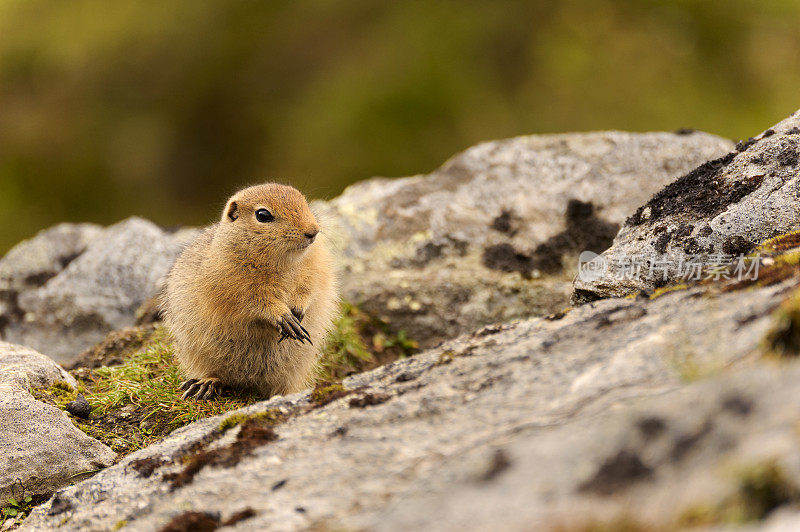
162, 183, 338, 400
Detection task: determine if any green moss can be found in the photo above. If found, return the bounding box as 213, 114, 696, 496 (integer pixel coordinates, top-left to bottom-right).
310, 382, 350, 406
112, 519, 128, 530
318, 302, 375, 381
650, 283, 688, 300
219, 409, 285, 433
764, 288, 800, 358
317, 301, 419, 381
677, 460, 799, 526
436, 351, 455, 366
755, 230, 800, 255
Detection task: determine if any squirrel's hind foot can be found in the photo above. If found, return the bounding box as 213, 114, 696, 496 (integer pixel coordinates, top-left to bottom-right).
181, 377, 224, 400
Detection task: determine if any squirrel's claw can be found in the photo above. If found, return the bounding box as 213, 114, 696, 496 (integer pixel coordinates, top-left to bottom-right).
181, 377, 223, 400
277, 312, 312, 344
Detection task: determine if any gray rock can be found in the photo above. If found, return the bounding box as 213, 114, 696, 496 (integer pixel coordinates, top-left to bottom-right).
19, 273, 799, 531
1, 218, 198, 362
574, 109, 800, 302
318, 131, 733, 346
0, 223, 102, 293
0, 343, 116, 506
0, 341, 77, 390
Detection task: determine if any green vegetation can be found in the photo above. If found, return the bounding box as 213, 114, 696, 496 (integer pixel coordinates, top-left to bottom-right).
1, 1, 800, 252
765, 287, 800, 358
36, 301, 415, 455
678, 460, 800, 526
1, 495, 33, 526
318, 302, 418, 381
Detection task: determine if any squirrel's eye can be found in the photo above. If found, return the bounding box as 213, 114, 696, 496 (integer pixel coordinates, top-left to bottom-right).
255, 208, 274, 223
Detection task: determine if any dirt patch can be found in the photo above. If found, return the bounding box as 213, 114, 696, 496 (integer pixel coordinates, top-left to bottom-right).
67, 324, 157, 370
627, 152, 764, 226
158, 511, 220, 532
164, 419, 277, 490
349, 391, 391, 408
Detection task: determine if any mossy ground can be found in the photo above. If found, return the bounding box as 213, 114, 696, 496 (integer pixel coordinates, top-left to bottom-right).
35, 302, 416, 456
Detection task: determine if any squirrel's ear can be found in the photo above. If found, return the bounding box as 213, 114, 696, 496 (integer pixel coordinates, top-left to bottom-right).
226, 201, 239, 222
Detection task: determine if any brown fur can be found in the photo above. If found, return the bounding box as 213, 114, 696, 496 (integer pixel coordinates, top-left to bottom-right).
162, 183, 338, 397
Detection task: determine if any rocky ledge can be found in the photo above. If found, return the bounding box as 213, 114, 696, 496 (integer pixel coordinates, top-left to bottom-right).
2, 110, 800, 531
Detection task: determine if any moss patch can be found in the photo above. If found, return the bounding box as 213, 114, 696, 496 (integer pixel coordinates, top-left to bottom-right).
318, 302, 418, 381
765, 287, 800, 358
309, 381, 352, 406
39, 301, 414, 457
678, 460, 800, 526
40, 326, 261, 455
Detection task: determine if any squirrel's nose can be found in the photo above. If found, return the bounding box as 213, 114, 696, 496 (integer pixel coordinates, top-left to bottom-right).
304, 229, 318, 242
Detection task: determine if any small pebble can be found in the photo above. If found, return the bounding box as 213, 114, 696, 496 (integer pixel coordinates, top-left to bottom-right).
66, 394, 91, 419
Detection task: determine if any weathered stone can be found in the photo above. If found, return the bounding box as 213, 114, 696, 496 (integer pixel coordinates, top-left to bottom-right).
0, 343, 116, 506
20, 273, 799, 531
318, 131, 733, 346
1, 218, 198, 362
0, 223, 102, 294
574, 109, 800, 302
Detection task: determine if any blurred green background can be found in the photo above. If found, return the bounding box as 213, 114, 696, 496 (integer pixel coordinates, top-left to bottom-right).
0, 0, 798, 252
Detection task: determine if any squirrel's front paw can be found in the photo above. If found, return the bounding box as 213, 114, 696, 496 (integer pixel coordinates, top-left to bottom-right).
181, 377, 224, 400
276, 311, 312, 344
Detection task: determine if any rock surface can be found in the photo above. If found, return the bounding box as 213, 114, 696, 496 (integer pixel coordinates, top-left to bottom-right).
19, 270, 800, 531
0, 218, 198, 362
0, 343, 116, 505
318, 131, 733, 346
574, 110, 800, 302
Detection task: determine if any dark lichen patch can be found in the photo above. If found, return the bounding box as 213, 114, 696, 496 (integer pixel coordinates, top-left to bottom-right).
721, 394, 753, 416
349, 391, 391, 408
479, 449, 512, 482
482, 243, 535, 278
221, 508, 256, 526
158, 511, 220, 532
163, 419, 278, 490
653, 232, 671, 253
483, 200, 618, 276
530, 200, 619, 274
736, 137, 758, 152
777, 142, 799, 167
722, 235, 755, 256
627, 152, 764, 226
219, 409, 285, 433
490, 209, 519, 236
129, 456, 169, 478
309, 381, 351, 406
669, 421, 713, 462
637, 416, 667, 440
578, 450, 652, 495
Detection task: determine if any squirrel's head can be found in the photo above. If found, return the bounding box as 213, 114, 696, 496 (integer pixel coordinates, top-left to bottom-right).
217, 183, 321, 264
